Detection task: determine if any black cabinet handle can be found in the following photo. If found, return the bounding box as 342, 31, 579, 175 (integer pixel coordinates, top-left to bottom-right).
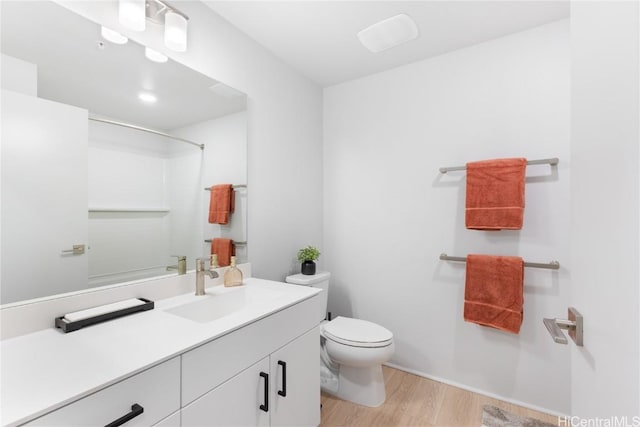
277, 360, 287, 397
104, 403, 144, 427
259, 372, 269, 412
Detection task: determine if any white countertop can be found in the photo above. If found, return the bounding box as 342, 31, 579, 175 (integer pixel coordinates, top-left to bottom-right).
0, 277, 320, 426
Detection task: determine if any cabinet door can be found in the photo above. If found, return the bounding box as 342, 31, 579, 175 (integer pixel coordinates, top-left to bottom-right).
182, 357, 270, 427
270, 327, 320, 427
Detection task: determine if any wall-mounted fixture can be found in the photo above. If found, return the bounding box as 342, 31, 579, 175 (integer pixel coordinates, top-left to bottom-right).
164, 11, 188, 52
119, 0, 189, 52
357, 14, 418, 53
119, 0, 146, 32
543, 307, 584, 346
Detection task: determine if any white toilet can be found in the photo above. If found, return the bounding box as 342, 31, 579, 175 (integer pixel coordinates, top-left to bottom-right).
285, 272, 395, 407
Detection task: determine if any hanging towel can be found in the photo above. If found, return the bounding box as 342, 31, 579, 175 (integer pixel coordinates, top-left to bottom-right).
208, 184, 235, 224
211, 238, 235, 267
463, 254, 524, 334
465, 158, 527, 230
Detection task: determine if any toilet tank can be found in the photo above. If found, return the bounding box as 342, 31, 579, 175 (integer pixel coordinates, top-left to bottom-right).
285, 271, 330, 321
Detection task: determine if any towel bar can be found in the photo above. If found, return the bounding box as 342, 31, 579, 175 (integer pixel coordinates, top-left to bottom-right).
439, 157, 559, 174
439, 253, 560, 270
204, 240, 246, 245
204, 185, 247, 190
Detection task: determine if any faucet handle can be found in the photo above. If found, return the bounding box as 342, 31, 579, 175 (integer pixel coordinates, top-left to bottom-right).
171, 255, 186, 261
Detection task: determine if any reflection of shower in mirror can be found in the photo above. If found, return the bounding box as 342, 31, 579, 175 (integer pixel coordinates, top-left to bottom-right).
0, 0, 247, 305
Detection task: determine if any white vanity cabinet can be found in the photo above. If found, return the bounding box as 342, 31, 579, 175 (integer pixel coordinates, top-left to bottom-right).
2, 279, 322, 427
181, 295, 321, 427
25, 357, 180, 426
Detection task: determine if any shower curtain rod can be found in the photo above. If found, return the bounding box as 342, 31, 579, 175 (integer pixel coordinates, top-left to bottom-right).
89, 116, 204, 150
439, 253, 560, 270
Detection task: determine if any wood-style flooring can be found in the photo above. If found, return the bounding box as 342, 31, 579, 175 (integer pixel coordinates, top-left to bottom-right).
320, 366, 558, 427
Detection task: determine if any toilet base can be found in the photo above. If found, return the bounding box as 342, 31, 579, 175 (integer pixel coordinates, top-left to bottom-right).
332, 365, 386, 407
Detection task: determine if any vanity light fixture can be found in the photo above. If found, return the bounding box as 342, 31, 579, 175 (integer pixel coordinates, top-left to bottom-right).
101, 26, 128, 44
119, 0, 146, 32
145, 47, 168, 63
357, 14, 419, 53
138, 92, 157, 103
118, 0, 189, 52
164, 10, 188, 52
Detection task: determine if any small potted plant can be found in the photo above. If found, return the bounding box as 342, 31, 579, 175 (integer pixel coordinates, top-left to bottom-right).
297, 246, 321, 275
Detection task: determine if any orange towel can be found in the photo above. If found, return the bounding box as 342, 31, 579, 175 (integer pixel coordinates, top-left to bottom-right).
211, 238, 235, 267
465, 158, 527, 230
463, 254, 524, 334
208, 184, 235, 224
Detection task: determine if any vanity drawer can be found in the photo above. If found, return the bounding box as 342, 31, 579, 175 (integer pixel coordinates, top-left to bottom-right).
181, 294, 320, 405
27, 357, 180, 426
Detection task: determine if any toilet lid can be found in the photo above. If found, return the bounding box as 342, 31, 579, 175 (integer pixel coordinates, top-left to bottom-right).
323, 316, 393, 348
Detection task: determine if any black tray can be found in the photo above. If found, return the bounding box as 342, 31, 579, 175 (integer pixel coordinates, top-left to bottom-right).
55, 298, 154, 333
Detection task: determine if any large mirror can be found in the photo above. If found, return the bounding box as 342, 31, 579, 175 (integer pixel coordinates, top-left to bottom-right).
1, 1, 248, 305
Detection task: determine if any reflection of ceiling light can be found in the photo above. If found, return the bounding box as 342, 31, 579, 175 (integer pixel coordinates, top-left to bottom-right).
119, 0, 146, 32
164, 11, 188, 52
101, 26, 128, 44
357, 14, 419, 53
145, 47, 168, 63
138, 92, 157, 103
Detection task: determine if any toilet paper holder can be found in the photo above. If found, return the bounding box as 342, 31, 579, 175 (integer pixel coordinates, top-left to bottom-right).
543, 307, 583, 346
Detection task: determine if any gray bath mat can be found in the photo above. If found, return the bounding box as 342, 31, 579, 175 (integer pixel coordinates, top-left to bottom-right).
482, 405, 557, 427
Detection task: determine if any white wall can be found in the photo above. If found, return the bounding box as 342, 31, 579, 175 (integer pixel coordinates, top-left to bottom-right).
570, 1, 639, 418
57, 0, 324, 281
323, 20, 570, 414
1, 53, 37, 96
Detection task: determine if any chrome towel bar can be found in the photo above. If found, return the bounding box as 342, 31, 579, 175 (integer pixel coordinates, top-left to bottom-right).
439, 253, 560, 270
204, 185, 247, 190
204, 240, 246, 245
439, 157, 559, 174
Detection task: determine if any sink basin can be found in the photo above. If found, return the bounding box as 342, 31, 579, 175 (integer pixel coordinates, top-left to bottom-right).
164, 285, 284, 323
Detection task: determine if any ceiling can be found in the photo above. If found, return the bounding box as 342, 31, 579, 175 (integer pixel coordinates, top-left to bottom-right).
1, 0, 246, 131
205, 1, 570, 87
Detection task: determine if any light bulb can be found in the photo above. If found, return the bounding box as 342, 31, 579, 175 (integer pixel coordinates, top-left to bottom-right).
164, 11, 187, 52
119, 0, 146, 32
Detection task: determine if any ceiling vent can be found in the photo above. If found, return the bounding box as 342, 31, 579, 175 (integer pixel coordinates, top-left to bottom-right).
357, 14, 419, 53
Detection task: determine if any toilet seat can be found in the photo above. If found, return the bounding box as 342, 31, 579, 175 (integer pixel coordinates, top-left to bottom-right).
323, 316, 393, 348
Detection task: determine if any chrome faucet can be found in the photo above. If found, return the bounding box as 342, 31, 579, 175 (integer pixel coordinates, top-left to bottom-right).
195, 258, 219, 296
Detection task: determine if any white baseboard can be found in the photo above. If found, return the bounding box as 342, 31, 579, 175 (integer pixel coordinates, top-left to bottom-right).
384, 362, 569, 419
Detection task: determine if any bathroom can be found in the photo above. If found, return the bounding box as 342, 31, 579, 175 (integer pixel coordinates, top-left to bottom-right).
1, 0, 638, 426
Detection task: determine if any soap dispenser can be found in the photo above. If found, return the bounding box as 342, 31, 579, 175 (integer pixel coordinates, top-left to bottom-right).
224, 256, 243, 287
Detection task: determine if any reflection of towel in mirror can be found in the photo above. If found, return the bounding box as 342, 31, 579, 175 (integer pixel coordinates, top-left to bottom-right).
211, 238, 235, 267
465, 158, 526, 230
208, 184, 235, 224
463, 254, 524, 334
